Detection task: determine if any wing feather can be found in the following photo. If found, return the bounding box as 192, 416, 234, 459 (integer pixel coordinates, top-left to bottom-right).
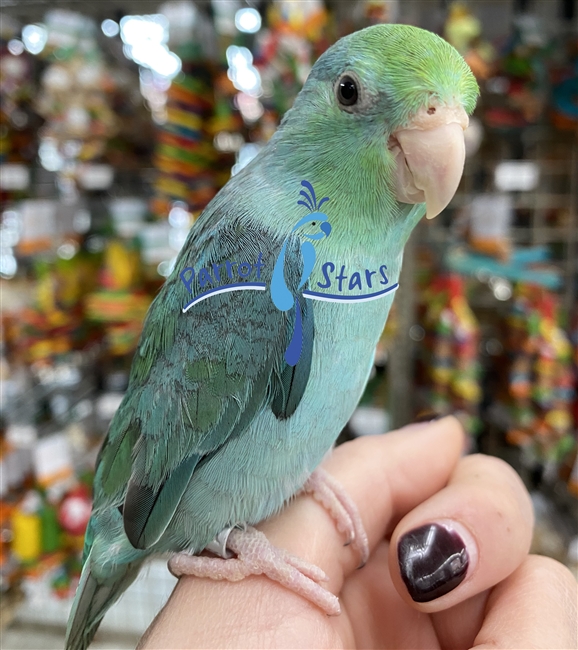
92, 218, 314, 550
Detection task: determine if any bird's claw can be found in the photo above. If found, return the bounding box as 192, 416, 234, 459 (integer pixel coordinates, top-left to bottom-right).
204, 526, 235, 559
303, 466, 369, 567
168, 526, 340, 615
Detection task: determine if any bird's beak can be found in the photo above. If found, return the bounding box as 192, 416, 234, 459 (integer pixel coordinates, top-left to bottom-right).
389, 104, 469, 219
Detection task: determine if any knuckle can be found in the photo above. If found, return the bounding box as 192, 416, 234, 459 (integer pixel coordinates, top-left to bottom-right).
462, 454, 519, 483
523, 555, 578, 640
458, 454, 533, 523
525, 554, 578, 592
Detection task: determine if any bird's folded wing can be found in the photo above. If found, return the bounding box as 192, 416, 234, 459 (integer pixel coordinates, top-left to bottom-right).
92, 221, 314, 550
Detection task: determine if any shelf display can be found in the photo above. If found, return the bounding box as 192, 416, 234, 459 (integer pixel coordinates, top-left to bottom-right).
151, 64, 219, 218
35, 12, 120, 201
0, 40, 36, 167
482, 12, 550, 131
506, 286, 576, 461
444, 1, 496, 81
549, 41, 578, 131
255, 0, 330, 116
421, 275, 482, 436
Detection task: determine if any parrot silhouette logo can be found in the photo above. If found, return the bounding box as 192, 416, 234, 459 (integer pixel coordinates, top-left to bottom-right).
271, 180, 332, 367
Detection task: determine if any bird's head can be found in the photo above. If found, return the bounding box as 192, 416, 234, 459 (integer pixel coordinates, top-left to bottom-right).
275, 24, 479, 221
292, 213, 332, 241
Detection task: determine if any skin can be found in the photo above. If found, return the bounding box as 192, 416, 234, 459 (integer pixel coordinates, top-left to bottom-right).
139, 417, 577, 650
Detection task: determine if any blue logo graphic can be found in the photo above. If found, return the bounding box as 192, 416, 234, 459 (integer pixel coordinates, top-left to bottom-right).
180, 180, 400, 365
271, 181, 332, 366
180, 256, 265, 313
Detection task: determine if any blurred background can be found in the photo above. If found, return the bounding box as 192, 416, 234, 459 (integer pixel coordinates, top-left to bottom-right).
0, 0, 576, 647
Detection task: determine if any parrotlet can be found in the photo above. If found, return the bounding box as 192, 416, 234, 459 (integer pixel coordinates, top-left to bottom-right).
66, 23, 478, 650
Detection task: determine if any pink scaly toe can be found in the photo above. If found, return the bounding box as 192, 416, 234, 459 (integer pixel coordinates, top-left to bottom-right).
303, 466, 369, 568
168, 526, 340, 616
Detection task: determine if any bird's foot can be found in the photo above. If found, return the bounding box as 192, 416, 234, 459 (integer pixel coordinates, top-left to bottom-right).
303, 466, 369, 568
168, 526, 340, 615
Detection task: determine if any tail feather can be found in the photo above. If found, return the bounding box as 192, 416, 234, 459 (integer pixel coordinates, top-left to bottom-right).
65, 553, 141, 650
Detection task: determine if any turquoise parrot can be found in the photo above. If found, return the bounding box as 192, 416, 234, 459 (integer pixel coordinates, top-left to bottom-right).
66, 24, 478, 650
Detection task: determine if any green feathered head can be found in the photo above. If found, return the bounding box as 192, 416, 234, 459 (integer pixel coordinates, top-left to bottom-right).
306, 24, 479, 128
275, 24, 480, 221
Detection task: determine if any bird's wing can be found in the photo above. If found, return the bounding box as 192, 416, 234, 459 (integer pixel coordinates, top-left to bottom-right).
92, 217, 314, 550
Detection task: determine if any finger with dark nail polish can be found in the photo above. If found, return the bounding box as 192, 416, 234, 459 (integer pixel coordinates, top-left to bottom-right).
397, 523, 469, 603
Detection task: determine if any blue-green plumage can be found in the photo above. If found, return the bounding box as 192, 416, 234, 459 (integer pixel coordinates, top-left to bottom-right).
66, 23, 478, 650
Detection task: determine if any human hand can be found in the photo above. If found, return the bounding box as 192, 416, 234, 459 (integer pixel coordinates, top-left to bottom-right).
139, 417, 577, 649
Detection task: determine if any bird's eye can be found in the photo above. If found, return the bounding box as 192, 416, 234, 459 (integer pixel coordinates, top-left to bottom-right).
311, 222, 316, 226
336, 75, 358, 107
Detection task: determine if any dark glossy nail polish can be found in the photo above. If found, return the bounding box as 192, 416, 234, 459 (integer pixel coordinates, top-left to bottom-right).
397, 523, 469, 602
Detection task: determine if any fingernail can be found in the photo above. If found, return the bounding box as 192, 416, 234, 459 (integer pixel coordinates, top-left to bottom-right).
412, 410, 444, 424
397, 523, 469, 602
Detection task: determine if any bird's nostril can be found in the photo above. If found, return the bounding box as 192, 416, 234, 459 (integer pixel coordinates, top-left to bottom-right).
427, 107, 436, 115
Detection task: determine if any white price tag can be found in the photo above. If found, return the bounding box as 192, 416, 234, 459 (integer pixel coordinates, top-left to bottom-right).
19, 199, 57, 243
6, 423, 37, 448
78, 164, 114, 190
140, 222, 172, 264
96, 392, 124, 420
33, 433, 74, 487
494, 161, 539, 192
2, 448, 33, 490
469, 193, 513, 239
349, 406, 389, 437
0, 165, 30, 190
